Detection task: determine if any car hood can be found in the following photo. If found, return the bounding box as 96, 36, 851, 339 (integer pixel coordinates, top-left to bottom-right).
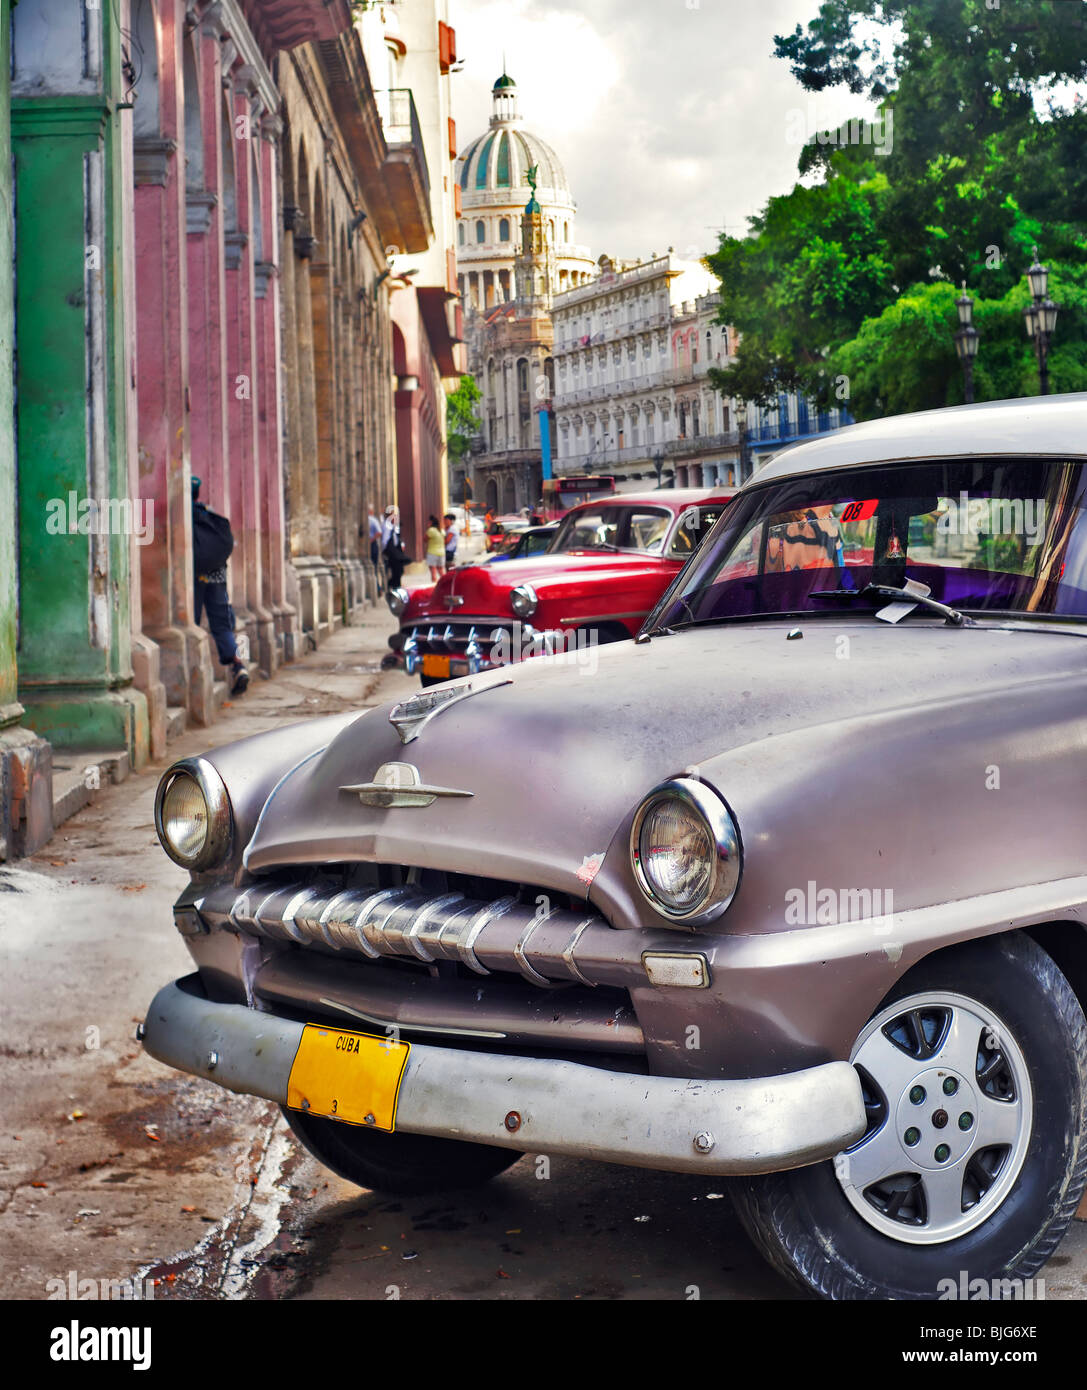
411, 553, 669, 614
242, 621, 1086, 919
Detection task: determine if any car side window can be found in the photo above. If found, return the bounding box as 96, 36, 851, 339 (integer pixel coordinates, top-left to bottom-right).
670, 506, 725, 558
622, 509, 672, 552
560, 508, 618, 550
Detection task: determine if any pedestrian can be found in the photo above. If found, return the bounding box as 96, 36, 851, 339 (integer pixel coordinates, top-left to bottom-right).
425, 514, 446, 582
382, 505, 406, 590
443, 512, 458, 571
191, 476, 248, 695
367, 503, 383, 591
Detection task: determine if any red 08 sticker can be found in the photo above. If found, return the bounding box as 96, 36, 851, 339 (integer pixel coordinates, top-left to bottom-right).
838, 499, 879, 523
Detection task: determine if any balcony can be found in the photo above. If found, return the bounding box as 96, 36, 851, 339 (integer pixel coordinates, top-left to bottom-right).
751, 406, 853, 445
377, 89, 433, 254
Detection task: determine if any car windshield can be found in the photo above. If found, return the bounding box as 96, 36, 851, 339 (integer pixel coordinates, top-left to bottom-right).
648, 458, 1087, 630
551, 505, 672, 554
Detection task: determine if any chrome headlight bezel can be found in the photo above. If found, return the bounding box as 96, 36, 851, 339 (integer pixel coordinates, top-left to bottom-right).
154, 757, 234, 872
386, 587, 409, 617
629, 777, 742, 925
509, 584, 538, 619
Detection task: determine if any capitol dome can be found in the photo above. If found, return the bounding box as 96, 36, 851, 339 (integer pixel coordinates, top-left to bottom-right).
455, 74, 595, 311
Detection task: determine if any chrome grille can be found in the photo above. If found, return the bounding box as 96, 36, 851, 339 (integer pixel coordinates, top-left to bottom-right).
195, 880, 612, 990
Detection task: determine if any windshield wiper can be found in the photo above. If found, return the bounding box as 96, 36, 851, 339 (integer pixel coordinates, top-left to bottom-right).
811, 582, 974, 627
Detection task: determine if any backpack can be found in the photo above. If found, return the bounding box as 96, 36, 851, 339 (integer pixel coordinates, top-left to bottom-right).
193, 503, 235, 575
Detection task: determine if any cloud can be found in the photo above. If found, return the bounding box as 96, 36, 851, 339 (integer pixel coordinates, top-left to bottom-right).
451, 0, 886, 261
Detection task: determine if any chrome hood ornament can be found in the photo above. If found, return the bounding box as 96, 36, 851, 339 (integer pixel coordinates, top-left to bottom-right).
340, 762, 473, 808
388, 678, 512, 745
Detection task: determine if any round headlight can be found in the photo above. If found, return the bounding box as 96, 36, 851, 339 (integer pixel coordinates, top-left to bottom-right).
630, 778, 741, 923
509, 584, 538, 619
387, 587, 409, 617
154, 758, 233, 871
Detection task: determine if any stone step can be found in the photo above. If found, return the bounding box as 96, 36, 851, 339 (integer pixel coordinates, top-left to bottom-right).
165, 706, 187, 741
51, 750, 130, 829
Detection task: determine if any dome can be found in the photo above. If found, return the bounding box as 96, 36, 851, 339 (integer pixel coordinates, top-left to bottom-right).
458, 126, 570, 200
457, 73, 572, 205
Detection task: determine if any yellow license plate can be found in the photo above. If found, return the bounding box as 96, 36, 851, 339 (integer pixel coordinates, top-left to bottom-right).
421, 654, 450, 678
286, 1025, 410, 1131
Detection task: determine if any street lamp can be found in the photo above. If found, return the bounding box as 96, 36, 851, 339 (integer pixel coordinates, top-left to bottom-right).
952, 282, 979, 404
1022, 247, 1059, 396
586, 433, 610, 475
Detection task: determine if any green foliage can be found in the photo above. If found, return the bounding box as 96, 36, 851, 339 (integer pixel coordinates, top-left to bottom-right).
446, 374, 481, 462
829, 262, 1087, 418
711, 0, 1087, 417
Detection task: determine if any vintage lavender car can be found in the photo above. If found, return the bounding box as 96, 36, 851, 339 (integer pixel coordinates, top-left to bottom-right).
141, 394, 1087, 1300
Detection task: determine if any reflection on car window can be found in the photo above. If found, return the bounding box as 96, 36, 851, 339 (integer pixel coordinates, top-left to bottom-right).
650, 459, 1087, 626
670, 506, 727, 558
552, 508, 618, 552
623, 510, 672, 552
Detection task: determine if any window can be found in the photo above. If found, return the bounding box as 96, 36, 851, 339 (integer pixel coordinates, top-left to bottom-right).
475, 220, 485, 243
625, 509, 673, 553
458, 223, 465, 246
499, 217, 510, 242
669, 506, 728, 558
517, 359, 529, 392
657, 459, 1087, 626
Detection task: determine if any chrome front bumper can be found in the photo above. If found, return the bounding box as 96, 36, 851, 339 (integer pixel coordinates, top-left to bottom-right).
142, 978, 867, 1176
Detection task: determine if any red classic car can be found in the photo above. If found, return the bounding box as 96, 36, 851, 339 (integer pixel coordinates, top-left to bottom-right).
388, 488, 736, 684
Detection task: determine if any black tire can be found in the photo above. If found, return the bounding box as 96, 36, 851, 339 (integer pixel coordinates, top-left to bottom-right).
731, 932, 1087, 1300
282, 1108, 522, 1196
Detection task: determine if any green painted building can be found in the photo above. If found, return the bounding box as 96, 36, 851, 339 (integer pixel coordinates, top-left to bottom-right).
9, 0, 148, 765
1, 0, 53, 857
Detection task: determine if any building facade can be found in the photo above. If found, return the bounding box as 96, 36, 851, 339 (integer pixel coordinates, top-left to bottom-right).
360, 0, 465, 560
0, 0, 461, 859
553, 269, 854, 491
455, 74, 589, 514
456, 74, 594, 311
551, 252, 720, 487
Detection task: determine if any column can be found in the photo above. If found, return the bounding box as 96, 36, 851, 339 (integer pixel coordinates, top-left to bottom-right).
0, 0, 52, 857
11, 0, 152, 757
133, 0, 213, 724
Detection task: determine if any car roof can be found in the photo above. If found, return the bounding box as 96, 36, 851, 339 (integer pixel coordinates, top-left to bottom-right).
567, 487, 736, 512
752, 393, 1087, 486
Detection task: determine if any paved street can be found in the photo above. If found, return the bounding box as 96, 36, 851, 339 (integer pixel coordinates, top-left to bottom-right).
1, 603, 1085, 1303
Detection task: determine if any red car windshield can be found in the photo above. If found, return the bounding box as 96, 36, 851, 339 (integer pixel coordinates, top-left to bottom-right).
551, 505, 673, 554
648, 458, 1087, 628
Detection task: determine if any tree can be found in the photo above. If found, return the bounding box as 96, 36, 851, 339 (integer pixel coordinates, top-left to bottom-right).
709, 0, 1087, 416
830, 261, 1087, 417
446, 374, 481, 463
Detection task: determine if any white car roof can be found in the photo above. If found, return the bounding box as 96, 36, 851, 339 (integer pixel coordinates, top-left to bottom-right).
751, 393, 1087, 486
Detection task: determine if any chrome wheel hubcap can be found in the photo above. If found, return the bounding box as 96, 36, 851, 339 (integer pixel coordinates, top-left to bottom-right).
834, 991, 1032, 1245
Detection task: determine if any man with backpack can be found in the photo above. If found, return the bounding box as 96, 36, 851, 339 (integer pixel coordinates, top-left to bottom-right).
382, 504, 407, 590
191, 476, 248, 695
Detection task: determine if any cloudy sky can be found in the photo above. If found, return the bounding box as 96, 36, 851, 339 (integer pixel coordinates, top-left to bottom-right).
449, 0, 888, 263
